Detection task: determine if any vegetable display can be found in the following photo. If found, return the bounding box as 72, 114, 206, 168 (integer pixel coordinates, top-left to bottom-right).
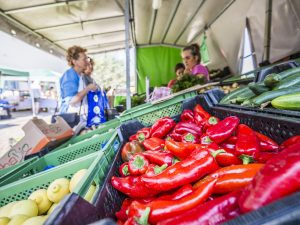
220, 66, 300, 111
111, 104, 300, 224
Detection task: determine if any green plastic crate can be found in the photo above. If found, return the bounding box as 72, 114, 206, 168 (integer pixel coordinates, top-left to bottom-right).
0, 131, 118, 187
0, 151, 108, 207
54, 118, 120, 151
120, 91, 197, 126
0, 157, 38, 178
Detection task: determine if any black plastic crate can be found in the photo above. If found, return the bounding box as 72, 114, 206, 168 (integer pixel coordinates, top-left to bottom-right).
46, 93, 300, 224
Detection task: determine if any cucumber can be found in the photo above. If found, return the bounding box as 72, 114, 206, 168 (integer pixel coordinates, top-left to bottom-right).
273, 72, 300, 90
250, 86, 300, 107
220, 86, 251, 104
235, 89, 256, 104
271, 92, 300, 110
248, 82, 270, 95
264, 67, 300, 88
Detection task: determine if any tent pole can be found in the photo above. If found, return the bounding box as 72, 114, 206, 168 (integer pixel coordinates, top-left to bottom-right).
262, 0, 272, 65
125, 0, 131, 109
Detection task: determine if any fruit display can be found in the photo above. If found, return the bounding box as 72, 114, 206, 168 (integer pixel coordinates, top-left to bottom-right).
220, 67, 300, 110
110, 105, 300, 225
0, 168, 96, 225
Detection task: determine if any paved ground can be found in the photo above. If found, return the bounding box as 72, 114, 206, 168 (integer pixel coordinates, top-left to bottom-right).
0, 110, 52, 157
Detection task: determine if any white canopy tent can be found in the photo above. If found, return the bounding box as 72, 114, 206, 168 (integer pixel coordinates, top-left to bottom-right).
0, 0, 299, 107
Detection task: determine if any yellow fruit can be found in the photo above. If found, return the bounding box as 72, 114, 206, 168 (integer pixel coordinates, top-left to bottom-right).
9, 200, 38, 218
84, 185, 96, 202
47, 203, 58, 215
21, 216, 48, 225
47, 178, 70, 203
69, 169, 87, 192
7, 215, 28, 225
0, 202, 17, 218
28, 189, 52, 215
0, 217, 10, 225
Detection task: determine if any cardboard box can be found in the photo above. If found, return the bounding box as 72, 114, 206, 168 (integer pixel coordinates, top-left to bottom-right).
0, 116, 73, 169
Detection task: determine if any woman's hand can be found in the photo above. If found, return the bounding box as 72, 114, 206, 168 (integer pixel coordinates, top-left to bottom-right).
87, 83, 97, 91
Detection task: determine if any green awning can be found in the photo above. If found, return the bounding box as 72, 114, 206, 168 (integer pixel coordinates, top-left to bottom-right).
0, 68, 30, 77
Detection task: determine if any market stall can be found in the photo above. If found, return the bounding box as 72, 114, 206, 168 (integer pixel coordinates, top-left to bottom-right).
0, 0, 300, 225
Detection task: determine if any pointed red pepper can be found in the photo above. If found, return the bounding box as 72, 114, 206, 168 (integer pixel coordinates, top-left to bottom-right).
150, 117, 176, 139
212, 150, 242, 166
239, 142, 300, 213
280, 135, 300, 149
157, 184, 194, 201
136, 127, 151, 142
257, 152, 278, 163
142, 137, 165, 151
111, 176, 159, 198
142, 150, 175, 166
180, 109, 195, 123
141, 148, 219, 191
173, 122, 202, 137
157, 190, 241, 225
206, 116, 240, 143
182, 132, 200, 144
235, 124, 260, 160
194, 104, 211, 120
128, 154, 149, 175
128, 178, 217, 224
255, 132, 279, 152
165, 140, 198, 160
119, 162, 130, 177
143, 164, 168, 178
203, 116, 220, 131
115, 198, 133, 221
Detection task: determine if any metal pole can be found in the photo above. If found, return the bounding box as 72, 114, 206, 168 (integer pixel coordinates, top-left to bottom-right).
125, 0, 131, 109
262, 0, 272, 64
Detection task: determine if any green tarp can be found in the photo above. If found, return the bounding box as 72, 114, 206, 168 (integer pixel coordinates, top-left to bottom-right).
200, 33, 210, 64
137, 46, 182, 94
0, 68, 29, 77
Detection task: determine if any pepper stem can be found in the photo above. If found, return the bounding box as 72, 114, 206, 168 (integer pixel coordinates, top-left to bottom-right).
154, 164, 168, 174
184, 133, 195, 142
138, 133, 146, 142
239, 154, 254, 164
122, 165, 130, 176
208, 116, 218, 125
133, 156, 145, 169
135, 207, 150, 225
202, 136, 212, 144
211, 149, 226, 158
172, 157, 180, 164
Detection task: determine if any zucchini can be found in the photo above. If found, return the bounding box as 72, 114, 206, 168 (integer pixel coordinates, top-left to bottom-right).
273, 72, 300, 90
220, 86, 251, 104
250, 86, 300, 107
235, 89, 256, 104
264, 67, 300, 88
248, 82, 270, 95
271, 92, 300, 110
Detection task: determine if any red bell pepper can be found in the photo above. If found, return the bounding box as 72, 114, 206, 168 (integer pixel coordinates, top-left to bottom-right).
180, 109, 195, 123
235, 124, 260, 160
129, 178, 217, 224
239, 142, 300, 213
119, 162, 130, 177
157, 184, 194, 201
165, 140, 198, 160
182, 132, 200, 144
115, 198, 133, 221
280, 135, 300, 149
128, 154, 149, 175
194, 104, 211, 120
142, 137, 165, 151
150, 117, 176, 139
121, 141, 145, 162
203, 116, 220, 131
206, 116, 240, 143
141, 148, 219, 191
168, 131, 182, 142
257, 152, 278, 163
173, 122, 202, 137
111, 176, 159, 198
212, 150, 242, 166
255, 132, 279, 152
142, 150, 175, 166
136, 127, 151, 142
157, 190, 241, 225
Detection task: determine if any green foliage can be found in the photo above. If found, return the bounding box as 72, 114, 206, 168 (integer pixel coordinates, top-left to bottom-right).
119, 94, 146, 109
171, 74, 205, 93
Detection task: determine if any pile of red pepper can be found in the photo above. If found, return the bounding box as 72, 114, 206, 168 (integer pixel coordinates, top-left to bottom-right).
111, 104, 300, 225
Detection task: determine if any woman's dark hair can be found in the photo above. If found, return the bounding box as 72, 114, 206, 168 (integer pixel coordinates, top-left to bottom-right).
175, 63, 185, 72
183, 43, 201, 64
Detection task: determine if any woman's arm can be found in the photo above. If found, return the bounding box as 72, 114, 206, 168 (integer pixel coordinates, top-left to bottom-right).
70, 83, 97, 105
